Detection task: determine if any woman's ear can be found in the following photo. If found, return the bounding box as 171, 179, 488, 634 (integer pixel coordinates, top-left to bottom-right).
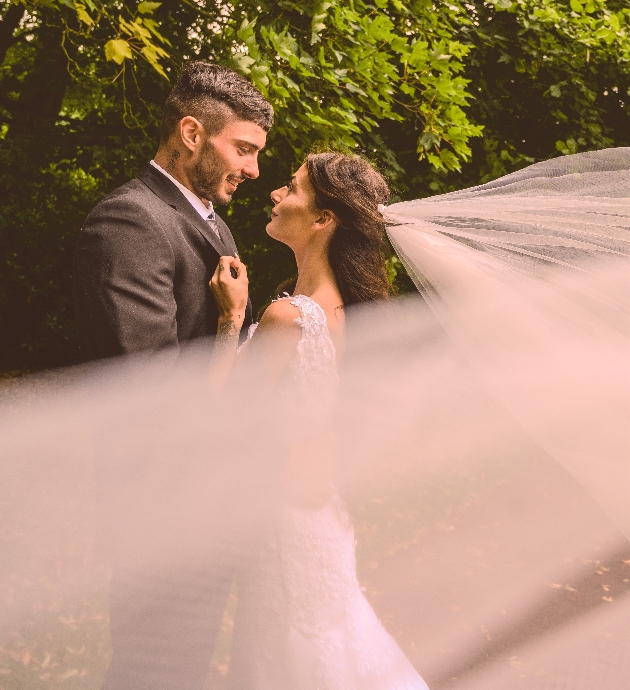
313, 209, 337, 232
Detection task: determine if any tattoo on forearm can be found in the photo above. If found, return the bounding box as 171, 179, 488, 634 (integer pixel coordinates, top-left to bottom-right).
214, 319, 240, 354
165, 149, 180, 173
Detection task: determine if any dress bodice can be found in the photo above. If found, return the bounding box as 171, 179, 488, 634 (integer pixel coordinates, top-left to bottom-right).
275, 294, 338, 390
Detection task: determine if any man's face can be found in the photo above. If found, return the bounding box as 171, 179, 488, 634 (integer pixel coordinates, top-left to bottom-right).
188, 119, 267, 205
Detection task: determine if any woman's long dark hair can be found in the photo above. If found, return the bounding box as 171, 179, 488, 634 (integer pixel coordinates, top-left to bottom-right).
306, 152, 391, 306
265, 152, 391, 316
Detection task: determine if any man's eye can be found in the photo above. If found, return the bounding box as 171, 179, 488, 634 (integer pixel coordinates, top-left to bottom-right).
286, 181, 293, 192
239, 147, 251, 155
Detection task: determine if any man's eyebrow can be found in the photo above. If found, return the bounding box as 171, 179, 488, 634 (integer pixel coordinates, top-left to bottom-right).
234, 139, 263, 151
291, 175, 297, 187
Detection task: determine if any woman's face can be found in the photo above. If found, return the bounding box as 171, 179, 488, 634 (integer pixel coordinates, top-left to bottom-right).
266, 164, 323, 249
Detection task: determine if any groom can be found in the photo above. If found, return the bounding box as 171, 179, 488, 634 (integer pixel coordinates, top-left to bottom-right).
74, 62, 273, 689
74, 61, 273, 361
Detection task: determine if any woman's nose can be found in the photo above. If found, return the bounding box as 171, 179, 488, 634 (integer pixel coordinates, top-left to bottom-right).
270, 188, 283, 204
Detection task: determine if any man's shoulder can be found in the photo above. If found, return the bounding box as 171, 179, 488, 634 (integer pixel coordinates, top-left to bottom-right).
104, 175, 148, 199
86, 175, 159, 219
82, 172, 188, 243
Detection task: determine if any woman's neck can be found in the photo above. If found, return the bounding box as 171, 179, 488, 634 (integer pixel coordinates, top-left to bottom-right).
293, 243, 338, 302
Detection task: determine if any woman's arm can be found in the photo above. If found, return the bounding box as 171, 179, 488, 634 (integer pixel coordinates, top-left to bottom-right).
232, 298, 303, 391
228, 297, 336, 507
208, 256, 249, 392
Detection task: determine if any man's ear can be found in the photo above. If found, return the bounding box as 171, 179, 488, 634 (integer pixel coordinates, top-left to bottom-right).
179, 116, 204, 153
314, 209, 337, 232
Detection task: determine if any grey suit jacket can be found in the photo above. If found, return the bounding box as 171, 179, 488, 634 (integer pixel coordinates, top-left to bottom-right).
74, 163, 252, 362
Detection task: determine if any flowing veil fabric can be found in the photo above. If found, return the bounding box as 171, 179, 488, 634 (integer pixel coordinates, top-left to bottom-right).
0, 149, 628, 689
385, 148, 630, 538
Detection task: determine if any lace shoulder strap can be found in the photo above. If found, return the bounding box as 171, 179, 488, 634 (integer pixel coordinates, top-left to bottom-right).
275, 294, 337, 385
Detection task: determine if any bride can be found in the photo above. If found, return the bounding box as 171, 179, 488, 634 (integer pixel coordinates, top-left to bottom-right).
207, 151, 429, 689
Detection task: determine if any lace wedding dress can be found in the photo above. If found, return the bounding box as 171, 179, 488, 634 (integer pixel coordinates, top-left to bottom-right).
226, 294, 428, 690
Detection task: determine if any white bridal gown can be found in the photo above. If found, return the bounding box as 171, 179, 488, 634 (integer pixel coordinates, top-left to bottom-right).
226, 294, 428, 690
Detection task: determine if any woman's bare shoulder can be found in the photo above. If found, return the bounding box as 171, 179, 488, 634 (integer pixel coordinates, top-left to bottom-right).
256, 298, 302, 333
257, 299, 301, 335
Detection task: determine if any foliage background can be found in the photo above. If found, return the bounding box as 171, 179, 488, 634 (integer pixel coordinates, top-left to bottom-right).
0, 0, 628, 371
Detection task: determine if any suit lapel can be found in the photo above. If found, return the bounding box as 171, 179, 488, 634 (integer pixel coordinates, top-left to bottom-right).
137, 164, 232, 257
214, 214, 239, 256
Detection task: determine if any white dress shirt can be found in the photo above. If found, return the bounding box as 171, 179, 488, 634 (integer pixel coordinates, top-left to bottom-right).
149, 160, 218, 235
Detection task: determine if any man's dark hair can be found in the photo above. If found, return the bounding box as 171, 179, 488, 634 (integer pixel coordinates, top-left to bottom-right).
160, 62, 274, 143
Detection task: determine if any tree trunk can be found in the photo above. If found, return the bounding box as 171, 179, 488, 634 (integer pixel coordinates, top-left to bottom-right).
0, 2, 25, 67
5, 10, 73, 143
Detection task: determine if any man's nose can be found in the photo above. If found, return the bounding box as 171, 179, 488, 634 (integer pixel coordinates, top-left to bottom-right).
242, 156, 259, 180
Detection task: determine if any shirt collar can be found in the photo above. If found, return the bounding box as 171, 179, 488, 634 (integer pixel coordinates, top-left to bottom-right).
150, 160, 215, 222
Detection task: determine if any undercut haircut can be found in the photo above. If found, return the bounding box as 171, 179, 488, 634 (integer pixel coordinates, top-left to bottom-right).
159, 62, 274, 144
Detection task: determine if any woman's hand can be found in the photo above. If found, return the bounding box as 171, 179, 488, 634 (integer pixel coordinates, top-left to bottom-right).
210, 256, 249, 327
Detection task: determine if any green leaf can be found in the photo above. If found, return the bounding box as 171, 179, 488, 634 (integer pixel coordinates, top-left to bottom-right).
268, 28, 298, 61
426, 153, 445, 170
556, 140, 569, 154
345, 82, 367, 96
232, 54, 255, 74
556, 138, 578, 155
143, 18, 171, 46
420, 131, 440, 151
609, 14, 620, 32
74, 4, 93, 26
237, 16, 257, 41
251, 64, 270, 87
321, 69, 339, 85
142, 46, 168, 77
311, 1, 332, 44
137, 1, 162, 14
439, 148, 461, 171
570, 0, 582, 13
408, 40, 429, 68
549, 84, 562, 97
317, 46, 333, 67
104, 39, 132, 64
278, 70, 300, 91
306, 113, 334, 126
367, 15, 394, 42
142, 42, 168, 63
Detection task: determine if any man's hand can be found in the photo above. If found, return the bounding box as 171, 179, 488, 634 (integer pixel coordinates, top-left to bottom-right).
210, 256, 249, 329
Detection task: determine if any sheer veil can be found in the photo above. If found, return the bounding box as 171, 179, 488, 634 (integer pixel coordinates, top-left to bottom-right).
385, 148, 630, 538
0, 149, 628, 689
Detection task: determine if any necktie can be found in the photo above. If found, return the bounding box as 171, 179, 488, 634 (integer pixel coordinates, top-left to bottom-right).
206, 210, 221, 239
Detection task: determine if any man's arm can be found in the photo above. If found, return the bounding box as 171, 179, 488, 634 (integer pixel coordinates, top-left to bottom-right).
74, 195, 178, 360
208, 255, 249, 392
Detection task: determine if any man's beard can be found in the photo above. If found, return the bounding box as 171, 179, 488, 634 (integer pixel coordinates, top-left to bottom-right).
190, 140, 231, 205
